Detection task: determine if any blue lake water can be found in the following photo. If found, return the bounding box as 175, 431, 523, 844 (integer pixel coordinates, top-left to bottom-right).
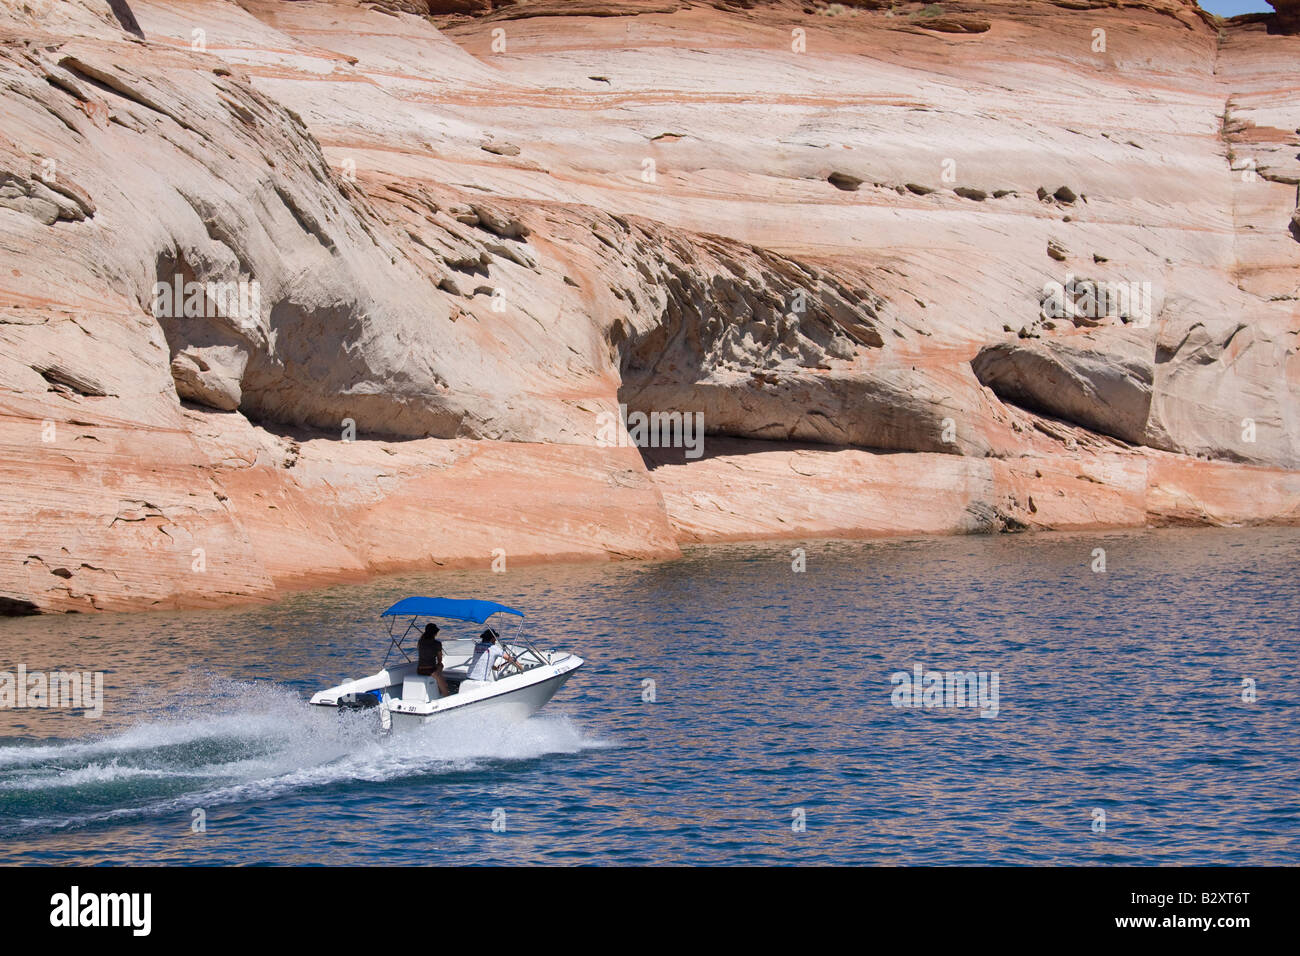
1, 526, 1297, 865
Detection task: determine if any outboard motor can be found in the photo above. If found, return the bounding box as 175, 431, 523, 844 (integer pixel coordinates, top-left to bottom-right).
337, 691, 392, 733
337, 691, 380, 712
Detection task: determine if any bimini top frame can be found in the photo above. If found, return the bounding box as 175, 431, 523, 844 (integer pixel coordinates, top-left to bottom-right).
379, 596, 536, 671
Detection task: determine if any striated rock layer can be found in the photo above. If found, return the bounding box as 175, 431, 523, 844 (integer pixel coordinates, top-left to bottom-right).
0, 0, 1296, 612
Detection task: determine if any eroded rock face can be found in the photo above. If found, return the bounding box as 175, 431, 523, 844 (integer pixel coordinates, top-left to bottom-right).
171, 350, 243, 411
972, 331, 1156, 447
0, 0, 1297, 612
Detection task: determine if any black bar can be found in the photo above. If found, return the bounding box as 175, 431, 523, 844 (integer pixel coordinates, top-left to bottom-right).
0, 866, 1284, 942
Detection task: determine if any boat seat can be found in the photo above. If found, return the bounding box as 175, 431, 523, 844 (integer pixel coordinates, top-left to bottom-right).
401, 675, 442, 703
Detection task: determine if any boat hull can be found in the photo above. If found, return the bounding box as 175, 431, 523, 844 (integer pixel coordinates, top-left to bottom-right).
389, 668, 576, 731
311, 655, 583, 732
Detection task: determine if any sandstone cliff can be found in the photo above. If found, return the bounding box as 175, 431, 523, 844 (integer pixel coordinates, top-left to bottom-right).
0, 0, 1297, 612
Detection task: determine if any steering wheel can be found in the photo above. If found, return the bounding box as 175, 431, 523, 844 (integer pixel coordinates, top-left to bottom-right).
495, 651, 524, 678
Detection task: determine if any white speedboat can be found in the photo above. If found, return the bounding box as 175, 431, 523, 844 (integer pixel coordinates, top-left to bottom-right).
309, 596, 584, 732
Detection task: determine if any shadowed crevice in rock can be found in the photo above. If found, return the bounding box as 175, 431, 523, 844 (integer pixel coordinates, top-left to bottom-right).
33, 363, 111, 398
637, 435, 911, 470
0, 596, 42, 616
106, 0, 145, 38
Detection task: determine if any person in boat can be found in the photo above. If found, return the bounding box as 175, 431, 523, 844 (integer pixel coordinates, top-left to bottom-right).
416, 623, 450, 698
466, 628, 520, 682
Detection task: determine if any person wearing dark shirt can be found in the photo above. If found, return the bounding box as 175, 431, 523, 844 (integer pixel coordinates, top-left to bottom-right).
415, 623, 450, 698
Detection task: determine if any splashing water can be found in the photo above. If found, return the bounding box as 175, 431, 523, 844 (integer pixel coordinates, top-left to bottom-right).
0, 678, 604, 839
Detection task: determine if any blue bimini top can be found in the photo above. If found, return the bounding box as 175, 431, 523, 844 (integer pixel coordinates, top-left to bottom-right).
379, 597, 524, 623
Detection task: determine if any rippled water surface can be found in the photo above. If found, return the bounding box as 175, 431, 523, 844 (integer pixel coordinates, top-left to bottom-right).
1, 527, 1297, 865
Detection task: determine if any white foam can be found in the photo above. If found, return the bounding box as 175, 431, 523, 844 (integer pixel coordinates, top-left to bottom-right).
0, 678, 606, 835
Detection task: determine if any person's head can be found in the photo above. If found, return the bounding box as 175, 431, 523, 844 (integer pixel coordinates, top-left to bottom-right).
478, 628, 498, 645
422, 623, 440, 639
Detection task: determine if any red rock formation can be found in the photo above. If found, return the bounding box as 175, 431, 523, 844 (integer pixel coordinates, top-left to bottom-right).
1265, 1, 1300, 32
0, 0, 1296, 612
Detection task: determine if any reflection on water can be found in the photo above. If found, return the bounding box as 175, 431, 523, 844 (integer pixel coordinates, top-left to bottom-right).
1, 526, 1297, 864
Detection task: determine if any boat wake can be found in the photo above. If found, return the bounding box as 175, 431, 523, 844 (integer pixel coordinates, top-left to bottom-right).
0, 678, 604, 839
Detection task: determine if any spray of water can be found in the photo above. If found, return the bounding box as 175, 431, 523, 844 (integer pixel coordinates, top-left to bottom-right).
0, 678, 605, 838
